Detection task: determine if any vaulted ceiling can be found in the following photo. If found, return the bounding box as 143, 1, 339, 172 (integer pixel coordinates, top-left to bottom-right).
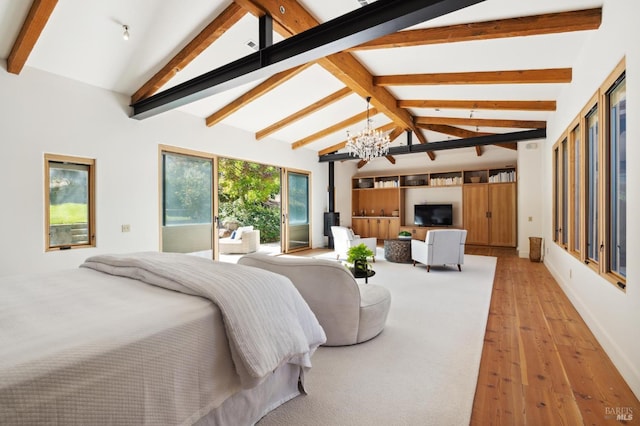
1, 0, 603, 167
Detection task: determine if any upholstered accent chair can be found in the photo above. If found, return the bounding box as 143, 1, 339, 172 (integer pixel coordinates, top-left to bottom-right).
330, 226, 377, 262
411, 229, 467, 272
238, 253, 391, 346
218, 227, 260, 254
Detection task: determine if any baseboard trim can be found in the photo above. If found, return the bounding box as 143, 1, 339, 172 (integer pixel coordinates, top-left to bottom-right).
545, 260, 640, 400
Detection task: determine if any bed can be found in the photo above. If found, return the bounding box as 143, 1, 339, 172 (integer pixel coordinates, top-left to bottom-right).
0, 252, 326, 425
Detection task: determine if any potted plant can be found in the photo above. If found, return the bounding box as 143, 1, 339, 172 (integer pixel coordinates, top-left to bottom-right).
346, 243, 375, 279
398, 230, 412, 240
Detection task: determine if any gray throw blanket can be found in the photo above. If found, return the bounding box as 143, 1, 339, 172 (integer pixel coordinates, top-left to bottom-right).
81, 252, 326, 389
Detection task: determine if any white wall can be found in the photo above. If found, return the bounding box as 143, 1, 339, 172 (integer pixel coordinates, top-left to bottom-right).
402, 187, 463, 228
0, 65, 328, 277
542, 0, 640, 398
517, 141, 544, 257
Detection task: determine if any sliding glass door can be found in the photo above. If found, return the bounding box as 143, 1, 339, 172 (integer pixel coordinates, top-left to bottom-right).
160, 148, 216, 258
282, 169, 311, 253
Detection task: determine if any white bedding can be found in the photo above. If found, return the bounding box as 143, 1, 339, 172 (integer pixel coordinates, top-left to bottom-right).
0, 252, 326, 425
81, 252, 326, 388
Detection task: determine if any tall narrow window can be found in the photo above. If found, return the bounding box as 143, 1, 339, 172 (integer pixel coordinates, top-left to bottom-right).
586, 108, 599, 263
561, 138, 569, 247
607, 75, 626, 279
553, 145, 561, 243
571, 124, 581, 255
45, 154, 96, 250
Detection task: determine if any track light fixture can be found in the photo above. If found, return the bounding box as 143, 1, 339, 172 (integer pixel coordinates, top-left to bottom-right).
122, 25, 130, 41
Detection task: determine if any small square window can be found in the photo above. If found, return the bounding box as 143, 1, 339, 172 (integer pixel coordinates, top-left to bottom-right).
45, 154, 96, 250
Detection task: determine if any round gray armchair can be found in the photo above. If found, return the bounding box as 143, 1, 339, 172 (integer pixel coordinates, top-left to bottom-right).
238, 253, 391, 346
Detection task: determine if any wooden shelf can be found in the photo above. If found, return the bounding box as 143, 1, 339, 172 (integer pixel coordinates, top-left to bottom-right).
400, 174, 428, 188
352, 166, 516, 247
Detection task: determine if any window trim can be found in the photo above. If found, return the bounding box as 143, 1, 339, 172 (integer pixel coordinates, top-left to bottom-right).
601, 59, 627, 287
552, 57, 626, 292
158, 145, 218, 256
568, 118, 582, 257
585, 99, 600, 270
44, 153, 96, 251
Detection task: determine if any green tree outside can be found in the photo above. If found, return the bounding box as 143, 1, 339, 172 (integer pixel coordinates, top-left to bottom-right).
218, 158, 281, 243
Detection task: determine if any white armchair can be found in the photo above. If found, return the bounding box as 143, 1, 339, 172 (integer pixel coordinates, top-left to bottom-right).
411, 229, 467, 272
219, 228, 260, 254
331, 226, 377, 262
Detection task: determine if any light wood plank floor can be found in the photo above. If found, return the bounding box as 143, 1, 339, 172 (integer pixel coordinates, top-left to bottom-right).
296, 245, 639, 424
466, 245, 639, 425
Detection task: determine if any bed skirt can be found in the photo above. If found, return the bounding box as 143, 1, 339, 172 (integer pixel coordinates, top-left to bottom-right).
195, 363, 301, 425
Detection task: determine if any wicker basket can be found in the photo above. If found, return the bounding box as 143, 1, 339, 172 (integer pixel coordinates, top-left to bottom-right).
529, 237, 543, 262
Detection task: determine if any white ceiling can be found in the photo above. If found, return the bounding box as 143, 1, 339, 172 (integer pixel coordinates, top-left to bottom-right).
0, 0, 603, 165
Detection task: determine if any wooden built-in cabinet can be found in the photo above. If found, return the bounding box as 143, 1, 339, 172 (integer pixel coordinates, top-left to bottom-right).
352, 167, 516, 246
352, 217, 400, 240
463, 182, 516, 246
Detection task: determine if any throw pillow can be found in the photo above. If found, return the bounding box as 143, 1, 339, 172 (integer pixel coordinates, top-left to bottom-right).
347, 228, 355, 240
230, 230, 237, 239
233, 226, 254, 240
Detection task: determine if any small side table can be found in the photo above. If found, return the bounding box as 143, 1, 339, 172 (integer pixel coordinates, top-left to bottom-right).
384, 238, 412, 263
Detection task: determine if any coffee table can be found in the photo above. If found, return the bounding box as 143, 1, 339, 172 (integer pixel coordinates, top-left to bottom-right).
384, 238, 412, 263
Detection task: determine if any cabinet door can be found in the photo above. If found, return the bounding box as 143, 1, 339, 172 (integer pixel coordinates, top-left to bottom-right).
368, 219, 379, 239
489, 183, 516, 246
463, 185, 489, 245
377, 218, 389, 239
351, 218, 364, 237
388, 219, 400, 238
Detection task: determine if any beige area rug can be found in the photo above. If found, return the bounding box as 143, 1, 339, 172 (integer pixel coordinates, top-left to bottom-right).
258, 249, 496, 426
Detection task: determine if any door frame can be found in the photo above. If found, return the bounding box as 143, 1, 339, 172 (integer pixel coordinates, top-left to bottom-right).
158, 145, 219, 259
281, 167, 312, 253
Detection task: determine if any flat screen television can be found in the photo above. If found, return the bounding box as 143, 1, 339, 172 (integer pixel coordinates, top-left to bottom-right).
414, 204, 453, 226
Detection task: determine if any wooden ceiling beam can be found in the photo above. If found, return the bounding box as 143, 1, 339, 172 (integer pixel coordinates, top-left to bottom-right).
318, 53, 427, 143
256, 87, 352, 140
416, 116, 546, 129
131, 3, 246, 103
233, 0, 291, 38
418, 123, 492, 138
236, 0, 427, 146
205, 62, 312, 127
349, 7, 602, 51
387, 126, 405, 142
495, 143, 517, 150
399, 99, 556, 111
384, 126, 405, 165
417, 122, 515, 151
375, 68, 572, 86
7, 0, 58, 74
317, 122, 397, 156
291, 108, 379, 149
